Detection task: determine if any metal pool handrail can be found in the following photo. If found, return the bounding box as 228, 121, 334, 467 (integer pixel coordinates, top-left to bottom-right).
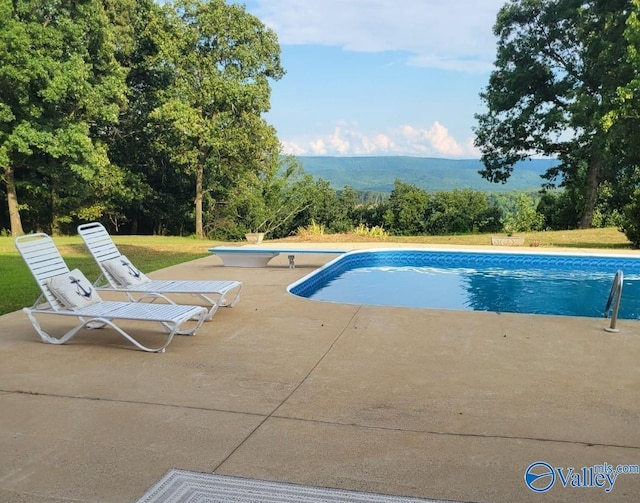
604, 270, 623, 333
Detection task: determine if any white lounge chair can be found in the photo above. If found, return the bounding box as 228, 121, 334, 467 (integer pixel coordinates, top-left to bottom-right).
15, 233, 208, 353
77, 222, 242, 320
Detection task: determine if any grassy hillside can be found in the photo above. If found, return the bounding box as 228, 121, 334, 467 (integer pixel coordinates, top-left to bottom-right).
297, 156, 558, 193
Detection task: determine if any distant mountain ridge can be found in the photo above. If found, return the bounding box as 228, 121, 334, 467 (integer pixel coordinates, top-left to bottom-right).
296, 156, 558, 193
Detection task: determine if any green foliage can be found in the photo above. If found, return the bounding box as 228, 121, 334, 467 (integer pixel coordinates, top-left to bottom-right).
0, 0, 285, 237
591, 181, 625, 228
382, 181, 503, 236
426, 189, 502, 235
535, 181, 626, 231
500, 193, 544, 234
536, 190, 579, 230
384, 180, 430, 235
296, 220, 326, 237
620, 189, 640, 248
601, 0, 640, 171
208, 156, 316, 239
295, 181, 356, 234
2, 0, 639, 251
0, 0, 135, 234
147, 0, 284, 236
352, 224, 388, 238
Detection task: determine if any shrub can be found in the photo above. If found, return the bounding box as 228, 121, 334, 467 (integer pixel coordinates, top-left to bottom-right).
352, 224, 388, 238
621, 189, 640, 248
501, 193, 544, 234
296, 220, 326, 237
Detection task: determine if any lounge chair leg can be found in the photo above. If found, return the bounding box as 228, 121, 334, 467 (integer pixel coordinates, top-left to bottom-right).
24, 308, 206, 353
24, 309, 85, 345
218, 284, 243, 308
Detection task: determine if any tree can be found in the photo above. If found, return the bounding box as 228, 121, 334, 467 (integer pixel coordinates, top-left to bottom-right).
383, 180, 429, 236
148, 0, 284, 237
0, 0, 134, 235
500, 193, 544, 234
536, 190, 579, 229
101, 0, 169, 234
235, 157, 314, 239
425, 189, 501, 235
474, 0, 635, 229
602, 0, 640, 134
207, 156, 318, 240
621, 189, 640, 248
290, 182, 356, 234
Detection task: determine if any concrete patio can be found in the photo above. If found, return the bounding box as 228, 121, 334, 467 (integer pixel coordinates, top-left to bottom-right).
1, 244, 639, 502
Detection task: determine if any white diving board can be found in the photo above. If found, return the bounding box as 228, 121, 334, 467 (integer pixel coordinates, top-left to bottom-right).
209, 246, 348, 268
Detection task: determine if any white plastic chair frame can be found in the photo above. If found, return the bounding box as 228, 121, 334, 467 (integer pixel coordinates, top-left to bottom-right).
15, 233, 208, 353
77, 222, 242, 320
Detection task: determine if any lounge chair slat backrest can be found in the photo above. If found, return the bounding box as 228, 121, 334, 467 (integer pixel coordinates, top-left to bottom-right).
15, 233, 72, 311
77, 222, 124, 287
77, 222, 121, 262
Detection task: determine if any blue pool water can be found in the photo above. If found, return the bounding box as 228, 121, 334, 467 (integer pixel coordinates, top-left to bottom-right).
288, 249, 640, 318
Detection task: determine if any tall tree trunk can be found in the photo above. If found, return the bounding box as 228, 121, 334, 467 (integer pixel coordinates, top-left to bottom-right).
50, 181, 61, 236
5, 165, 24, 237
579, 157, 600, 229
195, 164, 203, 238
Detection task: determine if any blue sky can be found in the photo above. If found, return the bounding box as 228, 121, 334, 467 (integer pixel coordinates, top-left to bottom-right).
231, 0, 506, 158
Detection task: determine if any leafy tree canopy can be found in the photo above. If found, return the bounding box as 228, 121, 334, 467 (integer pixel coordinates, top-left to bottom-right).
0, 0, 135, 235
148, 0, 285, 237
474, 0, 636, 228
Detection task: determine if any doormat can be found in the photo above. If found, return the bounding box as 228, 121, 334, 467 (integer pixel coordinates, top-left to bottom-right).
136, 469, 470, 503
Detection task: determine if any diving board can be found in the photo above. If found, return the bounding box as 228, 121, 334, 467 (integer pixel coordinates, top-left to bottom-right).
209, 246, 348, 268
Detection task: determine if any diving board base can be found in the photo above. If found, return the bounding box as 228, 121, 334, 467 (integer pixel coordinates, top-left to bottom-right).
213, 251, 280, 267
209, 247, 347, 268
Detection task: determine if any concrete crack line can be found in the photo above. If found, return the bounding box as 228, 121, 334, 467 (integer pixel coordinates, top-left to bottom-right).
269, 415, 640, 451
211, 306, 363, 472
0, 388, 266, 419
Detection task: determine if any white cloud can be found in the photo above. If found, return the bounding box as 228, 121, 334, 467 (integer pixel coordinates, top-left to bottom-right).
326, 128, 351, 154
280, 139, 307, 156
424, 122, 465, 157
282, 122, 479, 158
309, 139, 327, 155
357, 133, 395, 155
247, 0, 503, 72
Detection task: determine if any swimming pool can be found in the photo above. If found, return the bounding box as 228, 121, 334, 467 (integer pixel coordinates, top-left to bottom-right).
287, 249, 640, 319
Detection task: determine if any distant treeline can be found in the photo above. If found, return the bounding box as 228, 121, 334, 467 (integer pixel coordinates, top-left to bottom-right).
205, 174, 619, 241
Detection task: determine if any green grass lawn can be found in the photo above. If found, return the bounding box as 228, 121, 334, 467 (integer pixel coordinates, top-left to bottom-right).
0, 227, 634, 316
0, 234, 215, 316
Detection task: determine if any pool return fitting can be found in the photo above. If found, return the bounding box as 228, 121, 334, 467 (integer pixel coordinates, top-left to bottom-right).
604, 270, 623, 332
